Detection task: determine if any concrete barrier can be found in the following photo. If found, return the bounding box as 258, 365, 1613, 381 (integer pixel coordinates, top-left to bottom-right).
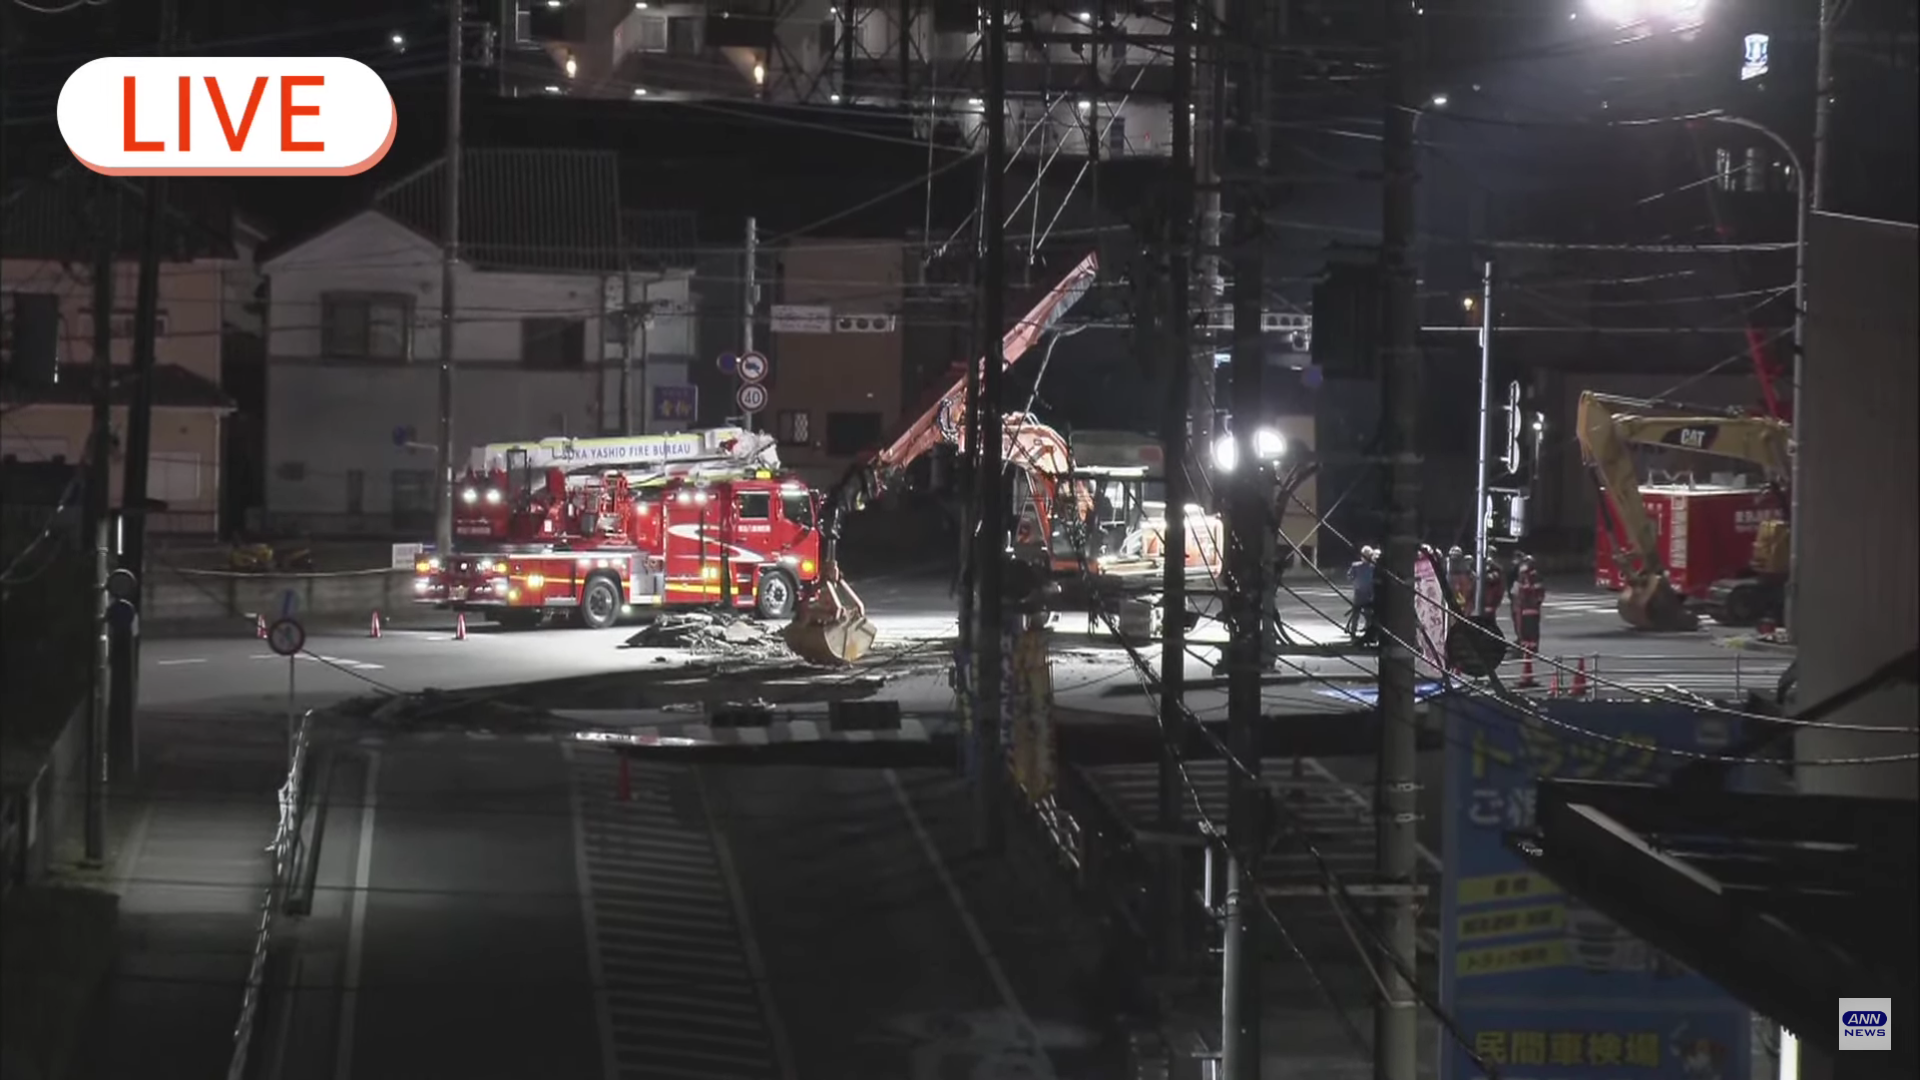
142, 567, 416, 626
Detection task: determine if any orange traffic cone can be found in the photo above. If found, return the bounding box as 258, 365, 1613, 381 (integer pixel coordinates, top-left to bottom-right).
1571, 657, 1589, 698
454, 612, 467, 641
369, 611, 382, 638
256, 613, 268, 639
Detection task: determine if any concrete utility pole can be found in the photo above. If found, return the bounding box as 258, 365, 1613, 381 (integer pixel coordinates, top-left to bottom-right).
433, 0, 464, 556
1190, 0, 1226, 504
974, 0, 1008, 855
84, 189, 116, 866
1373, 0, 1424, 1073
743, 216, 758, 429
113, 0, 176, 777
620, 268, 635, 434
1219, 0, 1269, 1072
1157, 0, 1195, 977
1471, 259, 1493, 613
1811, 0, 1836, 213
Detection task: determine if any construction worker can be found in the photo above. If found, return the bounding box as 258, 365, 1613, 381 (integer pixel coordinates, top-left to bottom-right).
1481, 558, 1507, 618
1447, 545, 1471, 608
1511, 555, 1545, 687
1346, 546, 1378, 644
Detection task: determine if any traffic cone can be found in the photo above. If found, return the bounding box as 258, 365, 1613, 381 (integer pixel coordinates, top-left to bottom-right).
1549, 661, 1563, 698
454, 612, 467, 641
369, 611, 382, 639
1516, 652, 1537, 689
256, 613, 267, 639
1571, 657, 1589, 698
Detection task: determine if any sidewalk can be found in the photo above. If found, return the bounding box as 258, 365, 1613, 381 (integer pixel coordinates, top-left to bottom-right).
63, 712, 290, 1080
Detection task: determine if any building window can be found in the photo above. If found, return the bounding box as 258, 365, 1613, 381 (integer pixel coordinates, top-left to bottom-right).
668, 16, 702, 55
775, 409, 811, 446
824, 411, 883, 457
321, 293, 411, 360
1107, 115, 1127, 155
736, 491, 771, 520
636, 14, 668, 51
522, 317, 587, 369
152, 452, 201, 502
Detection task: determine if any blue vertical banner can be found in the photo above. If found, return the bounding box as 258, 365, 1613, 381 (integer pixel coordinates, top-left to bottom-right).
652, 385, 697, 425
1439, 696, 1753, 1080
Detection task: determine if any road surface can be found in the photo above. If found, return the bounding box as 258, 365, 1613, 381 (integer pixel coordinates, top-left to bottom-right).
270, 734, 1119, 1079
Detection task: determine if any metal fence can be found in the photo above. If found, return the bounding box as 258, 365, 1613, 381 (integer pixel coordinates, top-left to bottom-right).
1499, 650, 1795, 702
225, 709, 313, 1080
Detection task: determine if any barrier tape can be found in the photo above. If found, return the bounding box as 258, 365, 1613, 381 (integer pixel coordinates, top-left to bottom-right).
225, 709, 313, 1080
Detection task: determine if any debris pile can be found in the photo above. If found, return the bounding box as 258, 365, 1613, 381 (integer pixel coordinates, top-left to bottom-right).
626, 612, 793, 662
335, 688, 556, 734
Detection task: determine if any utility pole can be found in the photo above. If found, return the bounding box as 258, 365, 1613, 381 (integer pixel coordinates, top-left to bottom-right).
114, 0, 176, 776
1373, 0, 1423, 1073
974, 0, 1008, 855
1157, 0, 1195, 978
743, 216, 758, 428
1811, 0, 1836, 213
83, 187, 117, 867
1219, 0, 1269, 1072
433, 0, 464, 556
620, 267, 635, 434
1191, 0, 1226, 504
1471, 259, 1493, 613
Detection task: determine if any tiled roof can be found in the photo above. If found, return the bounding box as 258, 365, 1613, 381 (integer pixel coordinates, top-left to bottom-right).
372, 148, 627, 273
0, 363, 234, 411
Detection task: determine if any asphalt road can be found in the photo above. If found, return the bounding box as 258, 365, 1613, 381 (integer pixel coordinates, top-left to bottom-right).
137, 571, 1788, 718
270, 737, 1118, 1079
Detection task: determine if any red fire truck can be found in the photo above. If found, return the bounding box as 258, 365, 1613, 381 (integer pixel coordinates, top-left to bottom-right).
415, 430, 823, 628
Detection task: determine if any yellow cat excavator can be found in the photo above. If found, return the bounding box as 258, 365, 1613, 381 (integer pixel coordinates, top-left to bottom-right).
1576, 391, 1793, 632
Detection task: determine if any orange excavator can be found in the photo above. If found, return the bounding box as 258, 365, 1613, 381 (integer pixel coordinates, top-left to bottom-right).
784, 253, 1228, 665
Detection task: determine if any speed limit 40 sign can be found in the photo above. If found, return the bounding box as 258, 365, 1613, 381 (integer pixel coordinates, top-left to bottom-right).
736, 382, 769, 413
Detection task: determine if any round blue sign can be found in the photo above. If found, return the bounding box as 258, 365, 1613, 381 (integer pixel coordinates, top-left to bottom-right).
716, 353, 739, 375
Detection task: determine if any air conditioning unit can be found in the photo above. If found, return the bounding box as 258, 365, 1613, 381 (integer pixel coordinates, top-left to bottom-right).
834, 314, 897, 334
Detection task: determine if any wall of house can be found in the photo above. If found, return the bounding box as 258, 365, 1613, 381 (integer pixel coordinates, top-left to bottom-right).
1, 256, 229, 382
261, 212, 702, 531
0, 405, 222, 534
766, 239, 906, 488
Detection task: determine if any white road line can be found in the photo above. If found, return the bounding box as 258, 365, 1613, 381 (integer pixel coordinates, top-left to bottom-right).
333, 750, 379, 1080
562, 742, 621, 1080
694, 767, 797, 1080
155, 657, 207, 666
883, 768, 1036, 1046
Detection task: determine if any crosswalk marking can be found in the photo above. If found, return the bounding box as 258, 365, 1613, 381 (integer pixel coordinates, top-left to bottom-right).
567, 749, 788, 1079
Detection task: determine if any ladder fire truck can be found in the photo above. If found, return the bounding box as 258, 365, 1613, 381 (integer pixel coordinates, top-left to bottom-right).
415, 428, 822, 629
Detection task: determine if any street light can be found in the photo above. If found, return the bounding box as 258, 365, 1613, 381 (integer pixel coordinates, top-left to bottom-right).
1585, 0, 1708, 29
1212, 432, 1240, 473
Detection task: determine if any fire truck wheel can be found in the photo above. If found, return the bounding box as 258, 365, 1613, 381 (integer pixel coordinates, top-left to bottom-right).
579, 575, 623, 630
755, 570, 797, 620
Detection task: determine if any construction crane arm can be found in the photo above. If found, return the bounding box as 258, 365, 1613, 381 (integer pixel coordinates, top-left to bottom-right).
813, 252, 1100, 551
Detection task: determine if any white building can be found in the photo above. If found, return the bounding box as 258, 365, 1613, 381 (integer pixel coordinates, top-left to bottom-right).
257, 151, 700, 535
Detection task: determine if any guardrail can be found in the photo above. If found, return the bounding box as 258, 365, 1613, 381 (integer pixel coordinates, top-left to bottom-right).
225, 709, 314, 1080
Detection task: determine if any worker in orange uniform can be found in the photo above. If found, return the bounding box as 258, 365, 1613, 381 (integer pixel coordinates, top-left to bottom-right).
1480, 558, 1506, 618
1447, 545, 1471, 607
1511, 556, 1545, 688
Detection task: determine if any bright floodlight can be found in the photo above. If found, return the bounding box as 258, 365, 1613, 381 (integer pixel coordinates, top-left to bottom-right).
1429, 93, 1449, 108
1585, 0, 1707, 26
1212, 433, 1239, 473
1253, 427, 1286, 461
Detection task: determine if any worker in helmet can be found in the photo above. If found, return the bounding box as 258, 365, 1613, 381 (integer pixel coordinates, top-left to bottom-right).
1346, 545, 1378, 644
1447, 545, 1471, 609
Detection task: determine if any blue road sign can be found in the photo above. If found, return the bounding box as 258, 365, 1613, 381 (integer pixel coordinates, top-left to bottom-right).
716, 352, 739, 375
1437, 695, 1752, 1080
1313, 681, 1443, 705
652, 385, 697, 424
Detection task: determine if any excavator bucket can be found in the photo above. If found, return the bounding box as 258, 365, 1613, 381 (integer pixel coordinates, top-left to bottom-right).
1617, 574, 1700, 632
784, 580, 878, 666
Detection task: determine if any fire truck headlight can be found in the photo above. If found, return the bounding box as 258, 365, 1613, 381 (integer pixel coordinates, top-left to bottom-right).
526, 573, 546, 589
414, 577, 429, 593
415, 561, 430, 573
486, 489, 502, 505
508, 588, 520, 602
802, 559, 816, 574
462, 488, 478, 504
494, 561, 508, 573
428, 557, 442, 570
1253, 427, 1286, 461
1212, 433, 1239, 472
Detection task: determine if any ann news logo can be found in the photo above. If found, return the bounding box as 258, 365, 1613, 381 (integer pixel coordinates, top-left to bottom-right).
1838, 996, 1892, 1050
57, 57, 395, 177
